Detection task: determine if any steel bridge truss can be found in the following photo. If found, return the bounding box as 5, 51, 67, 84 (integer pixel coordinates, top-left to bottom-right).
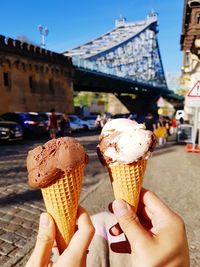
66, 12, 167, 88
88, 29, 166, 87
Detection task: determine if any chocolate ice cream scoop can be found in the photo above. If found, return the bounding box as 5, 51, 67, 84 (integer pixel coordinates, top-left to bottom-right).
98, 118, 157, 164
27, 137, 88, 188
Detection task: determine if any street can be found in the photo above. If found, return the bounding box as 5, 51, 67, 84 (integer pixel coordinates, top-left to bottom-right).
0, 133, 199, 266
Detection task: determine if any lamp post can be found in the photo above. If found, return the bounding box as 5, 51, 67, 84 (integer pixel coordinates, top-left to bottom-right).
38, 24, 49, 48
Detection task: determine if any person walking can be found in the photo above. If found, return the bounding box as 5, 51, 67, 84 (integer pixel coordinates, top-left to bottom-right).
154, 121, 167, 146
59, 112, 70, 136
144, 113, 155, 131
48, 109, 59, 139
95, 114, 102, 129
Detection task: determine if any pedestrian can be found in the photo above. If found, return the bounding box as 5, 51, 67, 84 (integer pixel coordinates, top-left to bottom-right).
48, 108, 59, 139
59, 112, 70, 136
154, 121, 167, 146
170, 117, 177, 135
26, 189, 189, 267
179, 116, 184, 125
144, 113, 155, 131
95, 114, 102, 129
100, 113, 108, 128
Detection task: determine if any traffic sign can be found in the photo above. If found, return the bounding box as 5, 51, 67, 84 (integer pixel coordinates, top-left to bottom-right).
186, 81, 200, 107
187, 81, 200, 97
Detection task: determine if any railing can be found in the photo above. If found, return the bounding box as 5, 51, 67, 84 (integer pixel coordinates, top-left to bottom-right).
72, 56, 118, 76
72, 56, 166, 88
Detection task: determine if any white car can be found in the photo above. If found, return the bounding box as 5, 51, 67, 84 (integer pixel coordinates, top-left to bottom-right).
68, 115, 85, 131
82, 115, 98, 130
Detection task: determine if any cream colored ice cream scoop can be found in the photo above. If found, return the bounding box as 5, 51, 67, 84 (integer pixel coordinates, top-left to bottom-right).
98, 118, 156, 164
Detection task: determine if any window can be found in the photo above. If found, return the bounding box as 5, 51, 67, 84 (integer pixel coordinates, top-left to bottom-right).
3, 72, 11, 89
184, 51, 190, 66
49, 79, 55, 94
197, 14, 200, 24
29, 76, 35, 93
29, 76, 33, 88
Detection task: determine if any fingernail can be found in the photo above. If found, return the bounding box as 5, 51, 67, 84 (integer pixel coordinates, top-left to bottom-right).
113, 199, 131, 217
40, 213, 50, 227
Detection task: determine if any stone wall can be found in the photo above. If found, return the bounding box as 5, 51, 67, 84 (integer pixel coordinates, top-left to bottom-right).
0, 35, 74, 114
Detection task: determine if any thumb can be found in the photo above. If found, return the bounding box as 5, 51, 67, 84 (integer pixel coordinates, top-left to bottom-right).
113, 199, 148, 246
32, 213, 55, 267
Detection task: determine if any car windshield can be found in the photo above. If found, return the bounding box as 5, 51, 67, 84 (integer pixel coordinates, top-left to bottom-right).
83, 116, 96, 120
38, 113, 48, 120
27, 114, 44, 122
69, 116, 78, 122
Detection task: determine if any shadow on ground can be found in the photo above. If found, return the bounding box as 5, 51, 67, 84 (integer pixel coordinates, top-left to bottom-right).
0, 189, 42, 207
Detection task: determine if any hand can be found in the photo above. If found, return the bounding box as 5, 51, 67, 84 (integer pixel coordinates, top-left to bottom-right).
110, 188, 190, 267
26, 206, 95, 267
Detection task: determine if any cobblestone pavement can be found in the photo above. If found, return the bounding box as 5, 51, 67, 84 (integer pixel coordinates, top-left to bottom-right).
0, 134, 199, 266
0, 133, 105, 266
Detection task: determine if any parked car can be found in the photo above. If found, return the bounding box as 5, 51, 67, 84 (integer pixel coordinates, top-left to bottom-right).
37, 112, 61, 124
0, 117, 23, 141
111, 113, 130, 119
69, 115, 98, 131
82, 115, 99, 130
38, 112, 83, 133
0, 112, 47, 137
68, 115, 85, 132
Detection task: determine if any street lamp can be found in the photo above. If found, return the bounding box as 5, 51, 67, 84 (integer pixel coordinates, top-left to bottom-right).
38, 24, 49, 48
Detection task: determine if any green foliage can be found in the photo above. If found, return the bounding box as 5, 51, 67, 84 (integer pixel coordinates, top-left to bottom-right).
73, 92, 108, 107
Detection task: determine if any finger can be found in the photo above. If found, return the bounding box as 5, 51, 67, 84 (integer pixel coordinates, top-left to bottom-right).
32, 213, 55, 267
110, 240, 131, 254
56, 206, 95, 266
109, 223, 123, 236
113, 199, 150, 246
140, 189, 174, 223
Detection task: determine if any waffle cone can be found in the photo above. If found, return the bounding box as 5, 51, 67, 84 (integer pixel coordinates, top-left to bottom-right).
41, 163, 85, 254
107, 159, 147, 211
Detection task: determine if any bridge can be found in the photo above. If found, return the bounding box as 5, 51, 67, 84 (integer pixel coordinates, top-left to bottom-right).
64, 12, 183, 114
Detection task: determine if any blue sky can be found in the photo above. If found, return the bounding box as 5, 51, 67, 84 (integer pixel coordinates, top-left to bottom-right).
0, 0, 184, 75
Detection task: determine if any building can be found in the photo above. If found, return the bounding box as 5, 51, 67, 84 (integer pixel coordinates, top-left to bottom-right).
180, 0, 200, 123
0, 35, 74, 114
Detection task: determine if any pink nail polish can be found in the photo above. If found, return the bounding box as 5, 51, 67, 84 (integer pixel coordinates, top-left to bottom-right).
40, 213, 50, 227
113, 199, 130, 217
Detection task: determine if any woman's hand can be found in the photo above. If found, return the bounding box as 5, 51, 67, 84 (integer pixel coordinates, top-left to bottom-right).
110, 189, 190, 267
26, 206, 95, 267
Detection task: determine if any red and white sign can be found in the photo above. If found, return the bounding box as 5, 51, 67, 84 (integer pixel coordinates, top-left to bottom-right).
187, 81, 200, 97
186, 81, 200, 107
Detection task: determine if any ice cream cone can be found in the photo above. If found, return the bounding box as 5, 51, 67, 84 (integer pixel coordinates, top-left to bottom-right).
41, 162, 85, 254
107, 159, 147, 211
